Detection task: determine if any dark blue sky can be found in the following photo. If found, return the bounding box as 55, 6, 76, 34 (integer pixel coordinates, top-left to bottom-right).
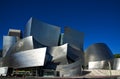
0, 0, 120, 54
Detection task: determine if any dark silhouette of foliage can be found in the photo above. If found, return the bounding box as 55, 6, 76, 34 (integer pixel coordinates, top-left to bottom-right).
114, 54, 120, 58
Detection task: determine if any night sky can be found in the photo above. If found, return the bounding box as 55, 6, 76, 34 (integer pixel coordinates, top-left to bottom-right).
0, 0, 120, 54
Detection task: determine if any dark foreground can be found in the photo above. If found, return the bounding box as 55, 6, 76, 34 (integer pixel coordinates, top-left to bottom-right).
0, 76, 120, 79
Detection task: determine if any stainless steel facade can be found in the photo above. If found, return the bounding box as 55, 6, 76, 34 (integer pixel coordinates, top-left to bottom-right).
8, 48, 46, 68
56, 60, 82, 77
24, 17, 61, 47
5, 36, 33, 55
88, 60, 108, 69
63, 27, 84, 51
46, 43, 68, 65
2, 36, 34, 67
2, 36, 17, 57
67, 45, 84, 64
85, 43, 114, 65
113, 58, 120, 70
1, 17, 117, 77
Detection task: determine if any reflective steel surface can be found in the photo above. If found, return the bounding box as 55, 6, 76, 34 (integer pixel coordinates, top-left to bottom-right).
44, 44, 68, 69
47, 43, 68, 64
56, 60, 82, 77
0, 67, 8, 76
4, 48, 46, 68
2, 36, 17, 57
88, 60, 108, 69
2, 17, 118, 77
6, 36, 33, 55
24, 17, 61, 46
85, 43, 114, 65
67, 44, 84, 65
63, 27, 84, 51
113, 58, 120, 70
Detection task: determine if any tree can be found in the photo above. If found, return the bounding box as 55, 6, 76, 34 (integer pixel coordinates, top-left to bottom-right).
114, 54, 120, 58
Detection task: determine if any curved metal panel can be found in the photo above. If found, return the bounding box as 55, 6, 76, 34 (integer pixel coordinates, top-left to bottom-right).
47, 43, 68, 64
88, 60, 108, 69
2, 36, 17, 57
33, 38, 46, 48
24, 17, 61, 47
85, 43, 114, 65
6, 36, 33, 55
113, 58, 120, 70
67, 44, 84, 64
44, 44, 68, 69
3, 48, 46, 68
24, 18, 32, 37
63, 27, 84, 51
56, 60, 82, 77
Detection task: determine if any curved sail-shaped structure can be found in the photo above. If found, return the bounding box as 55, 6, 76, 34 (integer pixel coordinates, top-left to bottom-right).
24, 17, 61, 47
5, 36, 33, 55
2, 36, 17, 57
2, 36, 34, 67
3, 48, 46, 68
46, 43, 68, 65
63, 27, 84, 51
44, 44, 68, 69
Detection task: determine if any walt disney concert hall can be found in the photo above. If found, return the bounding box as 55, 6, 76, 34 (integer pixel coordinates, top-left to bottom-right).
0, 17, 120, 77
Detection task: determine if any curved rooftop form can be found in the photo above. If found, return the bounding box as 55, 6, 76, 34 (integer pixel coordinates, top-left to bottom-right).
63, 27, 84, 51
2, 36, 17, 57
113, 58, 120, 70
56, 60, 82, 77
24, 17, 61, 47
85, 43, 114, 65
3, 48, 46, 68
